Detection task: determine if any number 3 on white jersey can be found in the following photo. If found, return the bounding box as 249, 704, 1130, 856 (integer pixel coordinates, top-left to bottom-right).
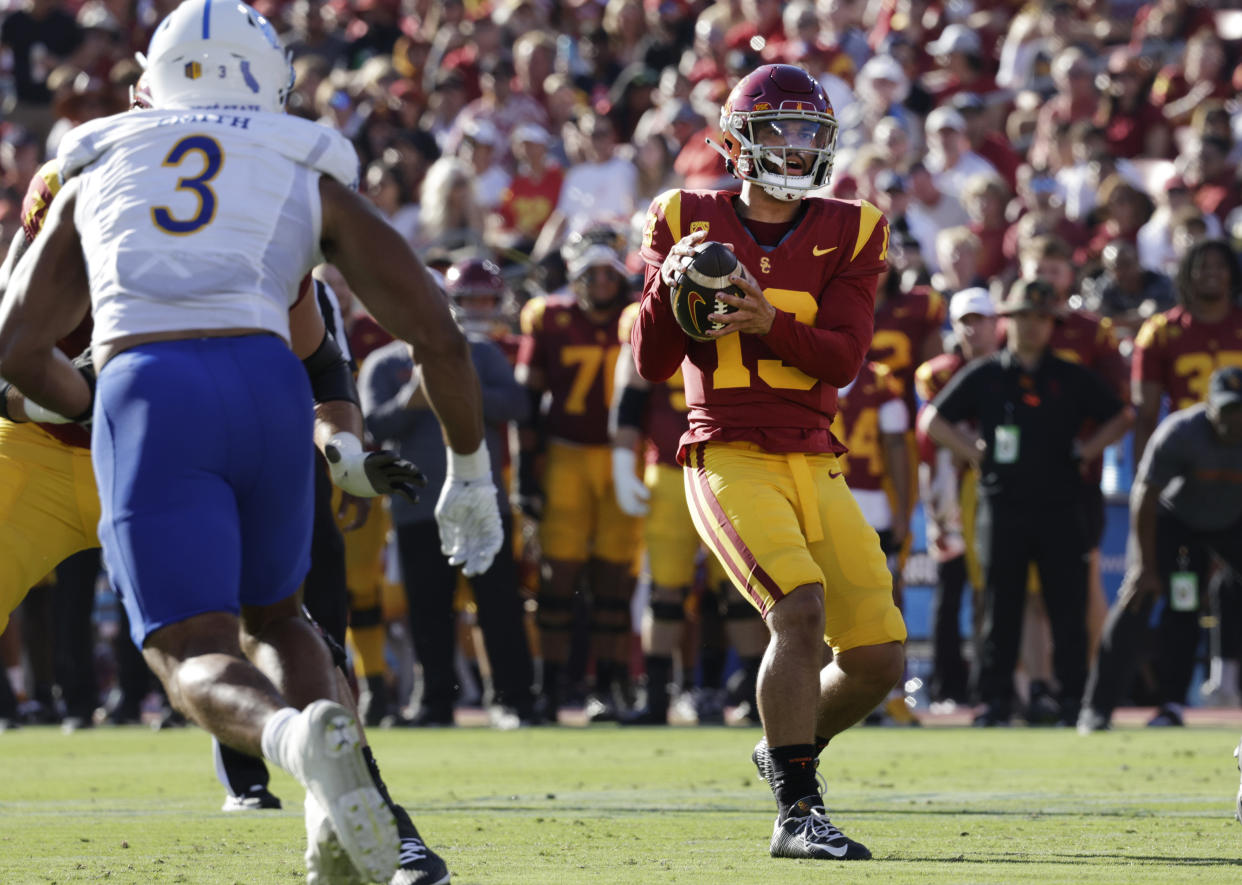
151, 134, 224, 236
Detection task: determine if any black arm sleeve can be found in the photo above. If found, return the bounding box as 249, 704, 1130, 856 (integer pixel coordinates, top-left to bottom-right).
614, 385, 651, 432
302, 330, 360, 406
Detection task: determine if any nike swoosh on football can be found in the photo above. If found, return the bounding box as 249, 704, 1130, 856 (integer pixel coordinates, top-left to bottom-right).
828, 470, 843, 479
812, 245, 837, 256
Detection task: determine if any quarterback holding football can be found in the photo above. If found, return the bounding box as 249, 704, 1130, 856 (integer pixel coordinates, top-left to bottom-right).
631, 63, 906, 862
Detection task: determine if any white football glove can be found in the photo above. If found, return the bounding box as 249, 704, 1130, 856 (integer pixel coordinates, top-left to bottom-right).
611, 447, 650, 517
435, 442, 504, 576
324, 432, 427, 501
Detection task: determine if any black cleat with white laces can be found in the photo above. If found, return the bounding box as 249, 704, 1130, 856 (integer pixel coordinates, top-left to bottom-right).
770, 797, 872, 860
391, 821, 450, 885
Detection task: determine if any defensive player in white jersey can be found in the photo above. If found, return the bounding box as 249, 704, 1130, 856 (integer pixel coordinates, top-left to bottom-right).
0, 3, 501, 883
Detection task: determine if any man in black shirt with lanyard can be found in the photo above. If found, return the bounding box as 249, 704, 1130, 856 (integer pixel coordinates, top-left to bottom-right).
919, 279, 1134, 726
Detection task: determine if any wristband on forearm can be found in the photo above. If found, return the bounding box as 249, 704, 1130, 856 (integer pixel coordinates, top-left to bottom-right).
446, 441, 491, 481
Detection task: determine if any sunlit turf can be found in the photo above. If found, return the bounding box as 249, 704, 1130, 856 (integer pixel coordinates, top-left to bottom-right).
1, 723, 1240, 883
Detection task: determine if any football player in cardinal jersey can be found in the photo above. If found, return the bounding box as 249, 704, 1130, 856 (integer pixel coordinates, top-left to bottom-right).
632, 63, 905, 861
516, 229, 642, 722
610, 301, 768, 726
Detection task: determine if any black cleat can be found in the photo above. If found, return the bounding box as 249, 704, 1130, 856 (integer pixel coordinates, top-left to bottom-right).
770, 797, 871, 860
391, 829, 451, 884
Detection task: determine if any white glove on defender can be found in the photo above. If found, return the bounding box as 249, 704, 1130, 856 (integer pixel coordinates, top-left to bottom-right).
611, 447, 650, 517
435, 442, 503, 576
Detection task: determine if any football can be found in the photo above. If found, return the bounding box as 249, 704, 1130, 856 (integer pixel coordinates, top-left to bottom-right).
670, 241, 742, 341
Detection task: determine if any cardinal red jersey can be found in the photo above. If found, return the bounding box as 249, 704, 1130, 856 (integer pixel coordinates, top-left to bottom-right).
830, 361, 902, 493
619, 301, 687, 467
519, 293, 625, 446
1133, 305, 1242, 410
10, 159, 91, 450
633, 189, 889, 462
869, 285, 946, 421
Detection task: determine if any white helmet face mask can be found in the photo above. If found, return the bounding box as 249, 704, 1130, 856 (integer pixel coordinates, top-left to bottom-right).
145, 0, 293, 113
724, 112, 836, 201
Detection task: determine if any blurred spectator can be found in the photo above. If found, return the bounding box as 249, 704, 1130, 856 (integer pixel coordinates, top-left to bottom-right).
602, 0, 648, 70
995, 0, 1081, 94
1094, 50, 1170, 160
962, 172, 1015, 284
458, 119, 512, 212
816, 0, 871, 76
1, 0, 82, 124
1003, 165, 1086, 268
493, 124, 564, 250
921, 23, 996, 104
1150, 29, 1231, 129
924, 106, 997, 203
0, 126, 41, 199
45, 71, 112, 156
423, 69, 469, 150
907, 162, 971, 272
346, 0, 403, 70
1077, 175, 1154, 270
837, 54, 915, 155
934, 225, 983, 293
1137, 171, 1222, 275
1081, 239, 1176, 339
533, 110, 637, 258
723, 0, 783, 56
363, 157, 420, 246
631, 130, 680, 207
285, 0, 348, 69
1029, 48, 1098, 171
514, 31, 556, 111
1057, 123, 1142, 224
414, 156, 486, 255
447, 55, 549, 155
953, 92, 1021, 192
607, 63, 659, 143
872, 115, 914, 174
1182, 135, 1241, 227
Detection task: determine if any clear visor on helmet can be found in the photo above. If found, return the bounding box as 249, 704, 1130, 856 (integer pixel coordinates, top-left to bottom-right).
745, 113, 836, 186
751, 119, 832, 151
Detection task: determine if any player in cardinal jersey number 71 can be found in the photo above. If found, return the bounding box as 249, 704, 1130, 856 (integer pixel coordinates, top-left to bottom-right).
631, 62, 906, 861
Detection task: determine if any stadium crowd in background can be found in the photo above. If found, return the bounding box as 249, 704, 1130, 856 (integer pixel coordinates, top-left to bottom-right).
1, 0, 1241, 743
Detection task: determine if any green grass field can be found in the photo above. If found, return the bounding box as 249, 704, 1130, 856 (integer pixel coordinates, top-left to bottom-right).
1, 723, 1240, 884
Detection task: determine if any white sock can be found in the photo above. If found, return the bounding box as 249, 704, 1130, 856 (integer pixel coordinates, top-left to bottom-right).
259, 706, 301, 775
1222, 659, 1240, 693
